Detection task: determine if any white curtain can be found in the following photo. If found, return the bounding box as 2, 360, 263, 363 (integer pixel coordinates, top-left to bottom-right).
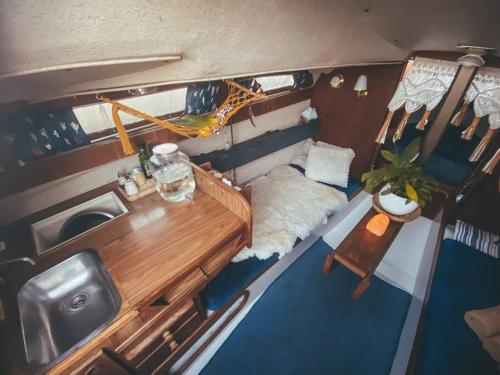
376, 57, 459, 144
453, 67, 500, 161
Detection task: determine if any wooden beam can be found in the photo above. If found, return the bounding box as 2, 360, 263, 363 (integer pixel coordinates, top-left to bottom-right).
419, 65, 478, 164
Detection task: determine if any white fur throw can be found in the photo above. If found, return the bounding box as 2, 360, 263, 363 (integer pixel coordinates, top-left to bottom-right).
232, 165, 347, 262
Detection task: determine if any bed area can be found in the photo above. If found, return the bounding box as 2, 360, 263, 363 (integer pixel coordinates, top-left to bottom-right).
200, 130, 362, 311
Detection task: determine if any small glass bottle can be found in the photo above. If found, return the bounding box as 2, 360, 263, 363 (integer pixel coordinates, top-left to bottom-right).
138, 143, 154, 178
150, 143, 196, 202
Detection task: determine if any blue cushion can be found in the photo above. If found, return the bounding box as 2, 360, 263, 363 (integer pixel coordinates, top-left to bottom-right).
416, 239, 500, 375
201, 254, 279, 311
423, 155, 472, 187
391, 123, 479, 187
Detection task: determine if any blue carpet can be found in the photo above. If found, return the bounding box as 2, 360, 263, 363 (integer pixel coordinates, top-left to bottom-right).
201, 239, 411, 375
201, 254, 279, 311
416, 239, 500, 375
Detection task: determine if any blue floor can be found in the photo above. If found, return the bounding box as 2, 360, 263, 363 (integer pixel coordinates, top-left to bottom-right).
416, 239, 500, 375
201, 239, 411, 375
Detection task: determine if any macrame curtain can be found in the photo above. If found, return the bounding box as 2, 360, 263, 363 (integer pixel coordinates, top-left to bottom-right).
375, 57, 459, 144
451, 67, 500, 162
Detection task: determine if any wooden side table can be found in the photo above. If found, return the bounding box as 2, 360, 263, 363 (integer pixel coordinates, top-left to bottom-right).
322, 208, 404, 299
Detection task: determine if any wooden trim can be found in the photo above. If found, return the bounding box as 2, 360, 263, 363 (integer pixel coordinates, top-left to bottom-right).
0, 87, 312, 198
0, 126, 183, 199
193, 165, 252, 248
231, 87, 312, 123
161, 290, 250, 374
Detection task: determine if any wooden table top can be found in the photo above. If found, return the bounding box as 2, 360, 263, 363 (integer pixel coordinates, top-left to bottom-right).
0, 182, 246, 374
333, 208, 404, 278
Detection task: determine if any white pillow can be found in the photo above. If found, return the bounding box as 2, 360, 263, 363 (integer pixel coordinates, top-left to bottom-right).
290, 138, 315, 168
305, 143, 355, 187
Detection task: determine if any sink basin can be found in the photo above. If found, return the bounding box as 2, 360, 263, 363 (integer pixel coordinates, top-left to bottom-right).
17, 250, 121, 370
31, 191, 129, 255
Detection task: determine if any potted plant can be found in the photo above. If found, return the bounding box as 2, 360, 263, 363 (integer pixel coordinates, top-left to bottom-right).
362, 138, 446, 216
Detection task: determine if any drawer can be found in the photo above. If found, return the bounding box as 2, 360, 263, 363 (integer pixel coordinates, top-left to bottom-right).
115, 300, 194, 363
201, 234, 242, 279
162, 267, 207, 303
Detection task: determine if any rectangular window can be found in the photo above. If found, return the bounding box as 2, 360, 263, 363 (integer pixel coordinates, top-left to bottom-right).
255, 74, 295, 93
73, 87, 187, 136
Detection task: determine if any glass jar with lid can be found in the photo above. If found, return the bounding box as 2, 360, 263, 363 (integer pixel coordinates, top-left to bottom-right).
150, 143, 196, 202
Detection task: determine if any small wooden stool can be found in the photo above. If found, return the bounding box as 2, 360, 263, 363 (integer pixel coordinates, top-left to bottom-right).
322, 208, 404, 299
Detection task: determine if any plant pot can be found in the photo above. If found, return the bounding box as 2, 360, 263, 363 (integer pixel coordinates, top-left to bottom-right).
378, 184, 419, 216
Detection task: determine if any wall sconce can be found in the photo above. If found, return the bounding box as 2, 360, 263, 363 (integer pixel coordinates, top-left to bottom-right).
354, 75, 368, 97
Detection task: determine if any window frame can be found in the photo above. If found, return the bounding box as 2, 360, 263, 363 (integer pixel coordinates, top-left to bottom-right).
254, 74, 296, 96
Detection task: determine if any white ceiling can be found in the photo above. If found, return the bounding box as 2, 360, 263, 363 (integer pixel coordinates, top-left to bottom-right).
0, 0, 498, 104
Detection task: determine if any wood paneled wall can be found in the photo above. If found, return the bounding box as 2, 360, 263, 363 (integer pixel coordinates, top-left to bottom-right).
311, 64, 404, 180
451, 171, 500, 234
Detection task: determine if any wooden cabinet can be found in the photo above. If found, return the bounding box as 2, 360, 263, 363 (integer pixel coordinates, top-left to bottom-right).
162, 268, 207, 303
201, 234, 242, 279
45, 165, 252, 375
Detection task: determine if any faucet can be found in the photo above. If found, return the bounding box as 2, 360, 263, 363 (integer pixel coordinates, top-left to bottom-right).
0, 257, 36, 286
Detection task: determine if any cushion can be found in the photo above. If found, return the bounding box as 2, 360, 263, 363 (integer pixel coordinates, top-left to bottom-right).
305, 143, 355, 188
290, 138, 315, 169
454, 220, 499, 258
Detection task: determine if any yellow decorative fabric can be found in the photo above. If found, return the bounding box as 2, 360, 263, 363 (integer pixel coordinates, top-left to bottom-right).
101, 80, 266, 155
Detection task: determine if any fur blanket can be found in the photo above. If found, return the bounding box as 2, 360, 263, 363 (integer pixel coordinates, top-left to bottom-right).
233, 165, 347, 262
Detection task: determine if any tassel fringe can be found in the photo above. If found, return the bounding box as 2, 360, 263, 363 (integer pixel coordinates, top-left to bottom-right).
415, 110, 431, 130
461, 117, 481, 140
112, 104, 135, 155
375, 111, 394, 144
451, 101, 469, 127
393, 111, 410, 142
482, 148, 500, 174
469, 128, 497, 162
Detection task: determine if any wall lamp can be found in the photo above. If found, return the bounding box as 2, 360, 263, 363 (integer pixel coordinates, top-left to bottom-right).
354, 75, 368, 98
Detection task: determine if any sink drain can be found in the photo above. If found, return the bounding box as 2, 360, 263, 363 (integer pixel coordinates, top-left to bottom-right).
69, 294, 88, 311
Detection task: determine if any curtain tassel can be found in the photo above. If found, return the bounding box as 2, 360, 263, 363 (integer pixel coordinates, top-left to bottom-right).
469, 128, 497, 162
451, 101, 469, 126
482, 148, 500, 174
375, 111, 394, 144
392, 111, 411, 142
415, 110, 431, 130
112, 104, 135, 155
461, 116, 481, 140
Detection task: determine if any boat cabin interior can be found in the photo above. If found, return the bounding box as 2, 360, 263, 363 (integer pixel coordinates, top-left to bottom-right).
1, 1, 499, 374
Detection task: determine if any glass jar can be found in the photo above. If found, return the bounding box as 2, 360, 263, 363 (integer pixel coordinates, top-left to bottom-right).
150, 143, 196, 202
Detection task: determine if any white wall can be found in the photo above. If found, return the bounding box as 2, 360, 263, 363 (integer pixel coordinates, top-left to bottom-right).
0, 100, 310, 226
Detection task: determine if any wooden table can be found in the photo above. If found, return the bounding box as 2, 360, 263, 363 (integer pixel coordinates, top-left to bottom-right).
322, 208, 404, 299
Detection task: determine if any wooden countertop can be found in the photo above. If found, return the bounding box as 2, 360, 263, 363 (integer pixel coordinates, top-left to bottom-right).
0, 166, 250, 374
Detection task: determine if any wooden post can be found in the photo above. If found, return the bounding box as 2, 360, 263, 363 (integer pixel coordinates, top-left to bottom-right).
419, 65, 478, 164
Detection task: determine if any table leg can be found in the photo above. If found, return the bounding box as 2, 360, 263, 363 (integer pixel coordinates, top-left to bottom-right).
322, 253, 338, 275
352, 277, 371, 299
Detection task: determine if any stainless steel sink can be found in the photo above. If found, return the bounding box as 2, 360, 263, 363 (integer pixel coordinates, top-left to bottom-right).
17, 250, 121, 371
31, 191, 129, 255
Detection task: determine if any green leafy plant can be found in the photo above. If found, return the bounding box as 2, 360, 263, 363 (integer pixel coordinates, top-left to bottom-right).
361, 138, 446, 207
